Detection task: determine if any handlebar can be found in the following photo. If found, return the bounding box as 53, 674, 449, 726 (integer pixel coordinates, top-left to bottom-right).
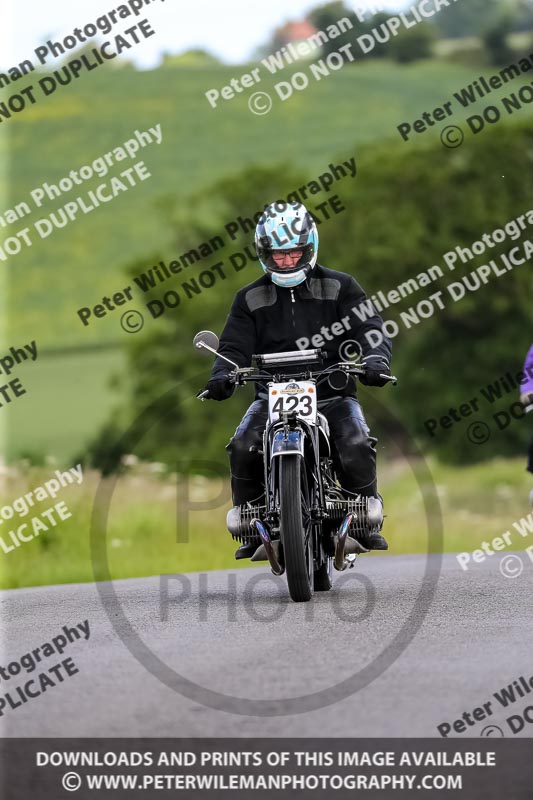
230, 362, 397, 387
197, 360, 397, 400
374, 373, 397, 385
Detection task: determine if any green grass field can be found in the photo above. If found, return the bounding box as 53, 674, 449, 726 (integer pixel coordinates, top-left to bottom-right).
1, 456, 531, 590
5, 348, 126, 461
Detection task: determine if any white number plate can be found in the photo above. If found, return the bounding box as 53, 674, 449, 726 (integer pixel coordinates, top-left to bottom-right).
268, 381, 317, 424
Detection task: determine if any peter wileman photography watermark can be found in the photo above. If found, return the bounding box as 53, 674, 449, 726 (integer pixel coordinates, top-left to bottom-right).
423, 368, 533, 442
204, 0, 463, 114
0, 340, 37, 410
288, 209, 532, 363
0, 620, 91, 717
455, 510, 533, 577
0, 0, 165, 124
339, 209, 533, 352
0, 125, 162, 264
74, 162, 356, 331
398, 53, 533, 147
0, 464, 84, 555
437, 668, 533, 737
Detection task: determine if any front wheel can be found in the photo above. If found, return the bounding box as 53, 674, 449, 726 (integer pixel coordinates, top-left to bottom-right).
279, 456, 312, 602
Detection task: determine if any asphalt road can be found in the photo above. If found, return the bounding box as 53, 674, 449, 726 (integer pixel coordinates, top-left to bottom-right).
1, 552, 532, 738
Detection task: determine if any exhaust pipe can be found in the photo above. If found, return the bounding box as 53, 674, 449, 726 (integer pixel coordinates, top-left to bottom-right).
334, 512, 368, 571
251, 519, 284, 576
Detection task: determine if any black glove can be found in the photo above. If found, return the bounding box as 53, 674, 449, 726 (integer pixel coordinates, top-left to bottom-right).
359, 360, 391, 388
204, 373, 235, 401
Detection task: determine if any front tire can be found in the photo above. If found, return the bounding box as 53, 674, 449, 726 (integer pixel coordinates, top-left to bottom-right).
280, 456, 312, 602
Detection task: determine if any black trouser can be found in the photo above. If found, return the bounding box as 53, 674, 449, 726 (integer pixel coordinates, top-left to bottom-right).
528, 436, 533, 474
225, 397, 378, 505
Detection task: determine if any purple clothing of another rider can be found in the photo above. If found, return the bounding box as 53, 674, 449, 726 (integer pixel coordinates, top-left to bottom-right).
522, 344, 533, 476
522, 344, 533, 398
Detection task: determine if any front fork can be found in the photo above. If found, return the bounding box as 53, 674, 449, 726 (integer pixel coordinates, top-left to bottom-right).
259, 419, 368, 575
261, 416, 327, 574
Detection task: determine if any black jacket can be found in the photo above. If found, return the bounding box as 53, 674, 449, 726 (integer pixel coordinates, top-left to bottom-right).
211, 264, 392, 401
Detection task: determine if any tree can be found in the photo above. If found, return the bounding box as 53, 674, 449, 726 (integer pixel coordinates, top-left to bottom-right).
162, 49, 220, 67
254, 3, 362, 63
363, 13, 393, 59
483, 14, 514, 64
434, 0, 503, 38
512, 0, 533, 30
388, 23, 437, 63
309, 1, 358, 35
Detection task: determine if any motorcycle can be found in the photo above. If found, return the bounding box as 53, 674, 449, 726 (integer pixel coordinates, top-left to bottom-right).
194, 330, 397, 603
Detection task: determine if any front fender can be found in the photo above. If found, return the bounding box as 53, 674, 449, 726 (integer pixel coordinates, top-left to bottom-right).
271, 430, 305, 458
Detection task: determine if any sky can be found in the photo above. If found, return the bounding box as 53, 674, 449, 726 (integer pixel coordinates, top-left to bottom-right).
3, 0, 412, 69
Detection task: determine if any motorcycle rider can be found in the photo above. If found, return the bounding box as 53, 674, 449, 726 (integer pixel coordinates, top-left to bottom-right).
203, 201, 393, 557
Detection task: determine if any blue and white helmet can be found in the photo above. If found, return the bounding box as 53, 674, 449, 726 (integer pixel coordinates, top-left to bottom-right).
255, 202, 319, 288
